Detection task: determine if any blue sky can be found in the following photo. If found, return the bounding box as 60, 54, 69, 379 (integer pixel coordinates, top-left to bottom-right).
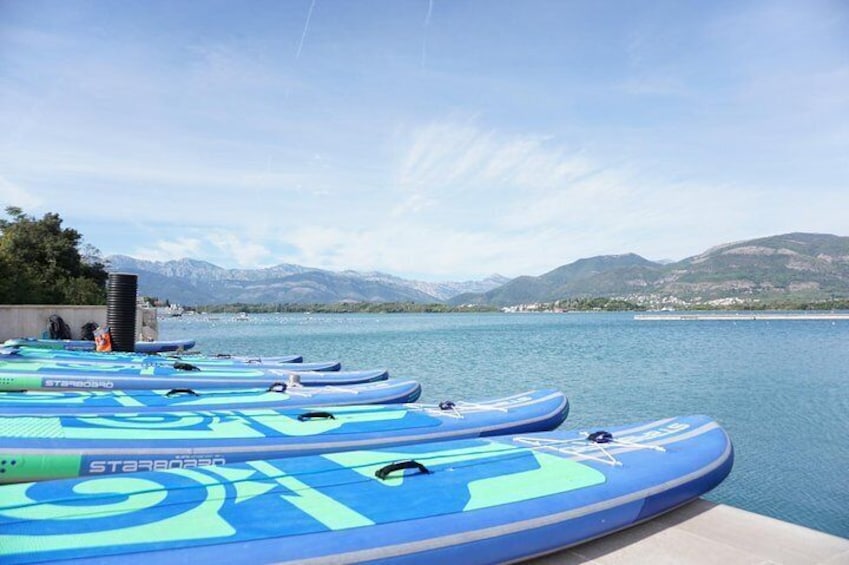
1, 1, 847, 281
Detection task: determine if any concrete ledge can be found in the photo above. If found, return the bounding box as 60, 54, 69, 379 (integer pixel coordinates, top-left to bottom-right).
634, 313, 849, 321
528, 499, 849, 564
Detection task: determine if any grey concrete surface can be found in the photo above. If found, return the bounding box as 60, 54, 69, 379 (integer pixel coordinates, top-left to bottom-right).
527, 499, 848, 565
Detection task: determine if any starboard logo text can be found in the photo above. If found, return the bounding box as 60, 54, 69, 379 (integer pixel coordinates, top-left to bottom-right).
88, 457, 228, 474
44, 379, 115, 389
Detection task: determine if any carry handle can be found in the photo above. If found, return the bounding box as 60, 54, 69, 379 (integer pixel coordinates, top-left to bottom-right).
267, 382, 287, 393
297, 411, 335, 422
165, 388, 199, 397
173, 361, 200, 371
375, 460, 431, 480
588, 430, 613, 444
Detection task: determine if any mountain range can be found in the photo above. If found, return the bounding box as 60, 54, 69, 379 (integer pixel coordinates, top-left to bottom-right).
449, 232, 849, 307
105, 255, 510, 305
107, 232, 849, 308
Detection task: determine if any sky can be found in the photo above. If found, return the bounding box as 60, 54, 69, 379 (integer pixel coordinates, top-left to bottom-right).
1, 0, 847, 281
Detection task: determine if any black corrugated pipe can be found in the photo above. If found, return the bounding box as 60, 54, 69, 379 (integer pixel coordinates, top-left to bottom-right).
106, 273, 138, 352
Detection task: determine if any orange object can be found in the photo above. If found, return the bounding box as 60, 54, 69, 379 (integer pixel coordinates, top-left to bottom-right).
94, 327, 113, 352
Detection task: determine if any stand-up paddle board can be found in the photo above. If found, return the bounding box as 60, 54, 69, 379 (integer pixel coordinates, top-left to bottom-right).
4, 337, 197, 353
0, 346, 338, 372
0, 390, 568, 483
0, 414, 732, 564
0, 379, 421, 415
0, 359, 388, 391
0, 346, 318, 371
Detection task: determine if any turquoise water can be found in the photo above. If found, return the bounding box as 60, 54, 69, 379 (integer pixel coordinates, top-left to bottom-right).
160, 312, 849, 538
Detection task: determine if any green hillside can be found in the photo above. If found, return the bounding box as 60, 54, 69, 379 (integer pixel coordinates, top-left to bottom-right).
450, 233, 849, 308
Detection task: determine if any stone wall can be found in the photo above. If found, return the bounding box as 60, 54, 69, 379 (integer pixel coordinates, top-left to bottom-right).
0, 305, 156, 342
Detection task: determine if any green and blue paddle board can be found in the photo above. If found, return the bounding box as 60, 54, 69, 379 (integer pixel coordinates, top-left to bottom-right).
0, 357, 388, 391
0, 345, 340, 371
0, 414, 733, 564
0, 390, 567, 483
0, 378, 421, 416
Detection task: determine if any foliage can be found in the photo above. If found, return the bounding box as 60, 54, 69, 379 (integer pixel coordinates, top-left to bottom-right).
0, 207, 108, 304
557, 297, 646, 311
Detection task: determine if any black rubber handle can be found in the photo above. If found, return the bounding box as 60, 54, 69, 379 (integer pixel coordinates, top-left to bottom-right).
165, 388, 199, 397
173, 362, 200, 371
214, 353, 232, 358
588, 430, 613, 444
439, 400, 456, 410
297, 411, 336, 421
267, 382, 287, 393
375, 460, 431, 480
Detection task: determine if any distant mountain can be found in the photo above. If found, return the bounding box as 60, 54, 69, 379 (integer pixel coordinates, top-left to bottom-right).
450, 254, 663, 306
339, 271, 512, 301
107, 233, 849, 307
105, 256, 509, 305
656, 233, 849, 304
450, 233, 849, 307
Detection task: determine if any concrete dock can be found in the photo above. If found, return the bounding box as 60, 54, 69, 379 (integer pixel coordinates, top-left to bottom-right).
530, 499, 849, 564
634, 313, 849, 321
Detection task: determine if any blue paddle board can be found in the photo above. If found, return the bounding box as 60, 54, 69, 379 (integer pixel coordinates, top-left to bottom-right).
0, 390, 567, 483
0, 414, 732, 564
0, 346, 339, 372
4, 337, 197, 353
0, 379, 421, 415
0, 359, 388, 391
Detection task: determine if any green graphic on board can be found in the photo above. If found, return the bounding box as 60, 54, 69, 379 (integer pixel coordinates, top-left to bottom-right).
248, 460, 374, 530
464, 452, 604, 510
0, 391, 96, 405
0, 470, 236, 555
325, 442, 606, 510
0, 409, 414, 441
0, 375, 42, 389
0, 440, 609, 557
0, 454, 82, 482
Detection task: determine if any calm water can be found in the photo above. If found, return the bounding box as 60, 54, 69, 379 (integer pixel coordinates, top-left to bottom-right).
159, 312, 849, 538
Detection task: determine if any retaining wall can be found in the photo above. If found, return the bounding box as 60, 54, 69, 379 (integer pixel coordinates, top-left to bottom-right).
0, 305, 157, 342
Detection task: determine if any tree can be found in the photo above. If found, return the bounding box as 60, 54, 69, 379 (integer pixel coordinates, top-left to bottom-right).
0, 207, 108, 304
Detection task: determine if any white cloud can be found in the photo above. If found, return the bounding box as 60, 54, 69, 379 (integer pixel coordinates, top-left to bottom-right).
130, 237, 204, 263
121, 229, 278, 269
0, 175, 42, 210
206, 231, 272, 268
280, 119, 848, 279
398, 122, 593, 196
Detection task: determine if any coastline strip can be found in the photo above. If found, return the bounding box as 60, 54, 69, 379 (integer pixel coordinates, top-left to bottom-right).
634, 313, 849, 321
